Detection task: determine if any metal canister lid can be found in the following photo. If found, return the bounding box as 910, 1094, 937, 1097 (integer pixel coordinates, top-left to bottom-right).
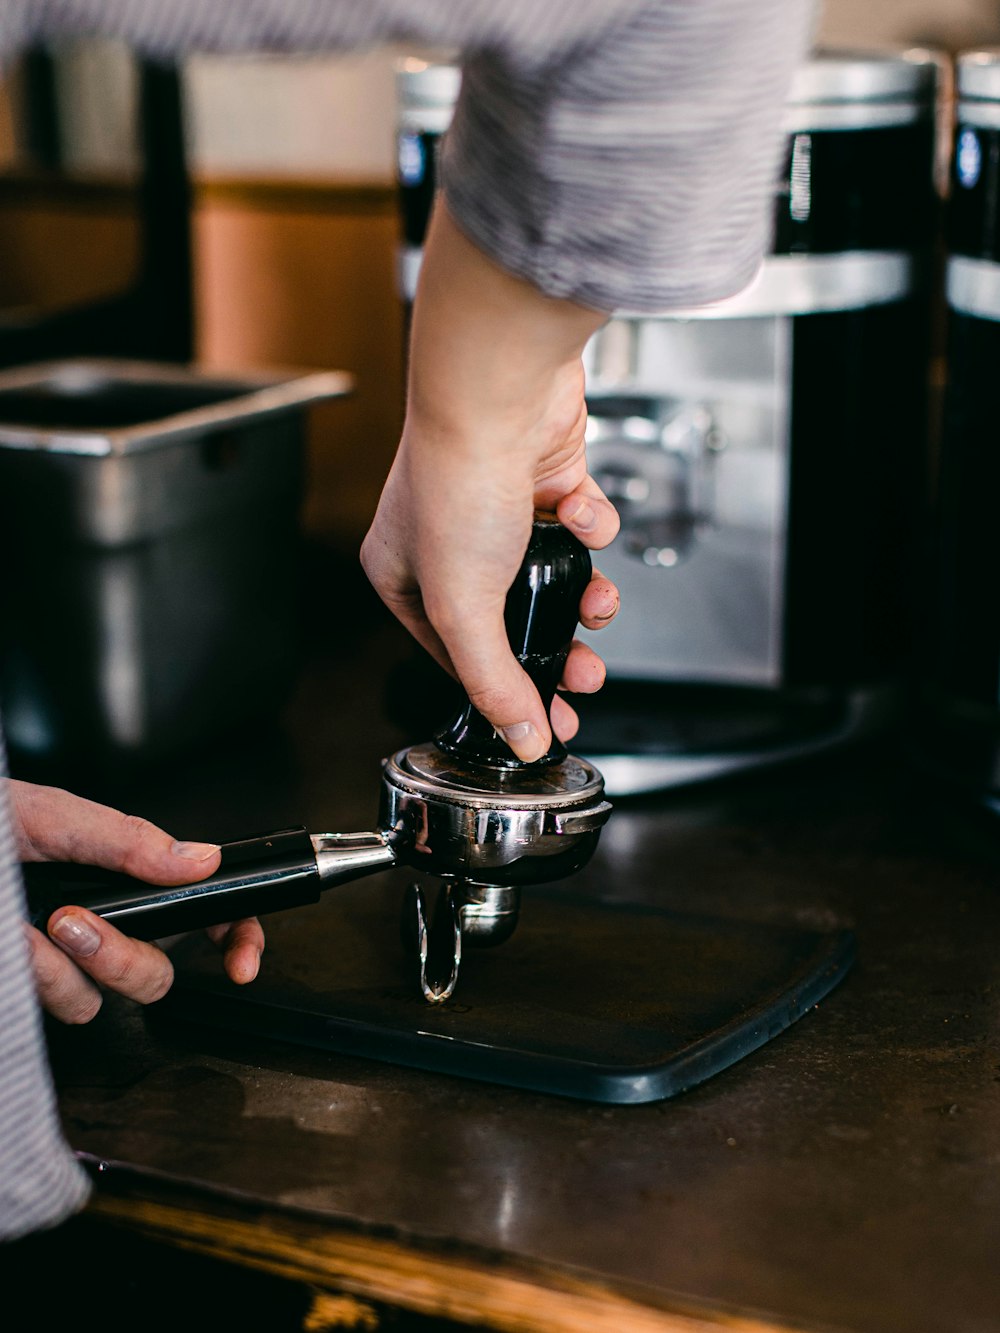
783, 47, 941, 130
395, 58, 461, 134
956, 49, 1000, 102
789, 48, 940, 103
955, 50, 1000, 129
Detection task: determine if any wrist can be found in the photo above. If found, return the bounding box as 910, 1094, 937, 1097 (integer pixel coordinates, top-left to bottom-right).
408, 200, 605, 444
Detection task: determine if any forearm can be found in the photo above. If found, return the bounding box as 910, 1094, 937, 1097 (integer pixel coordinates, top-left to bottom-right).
361, 202, 618, 760
390, 200, 609, 623
443, 0, 819, 312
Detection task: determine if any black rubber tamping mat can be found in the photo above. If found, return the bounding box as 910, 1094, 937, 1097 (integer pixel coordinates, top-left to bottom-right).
162, 879, 855, 1105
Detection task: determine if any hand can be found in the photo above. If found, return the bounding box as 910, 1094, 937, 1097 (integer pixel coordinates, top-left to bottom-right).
360, 200, 620, 762
8, 779, 263, 1025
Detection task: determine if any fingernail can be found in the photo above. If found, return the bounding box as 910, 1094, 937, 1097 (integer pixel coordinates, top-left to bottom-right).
50, 912, 101, 958
500, 721, 545, 762
566, 499, 596, 532
171, 840, 220, 861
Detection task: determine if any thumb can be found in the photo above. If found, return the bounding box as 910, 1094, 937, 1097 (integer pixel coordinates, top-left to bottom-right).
9, 780, 221, 885
446, 618, 554, 763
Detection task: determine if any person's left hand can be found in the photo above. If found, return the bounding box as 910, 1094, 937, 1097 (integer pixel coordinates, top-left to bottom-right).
7, 779, 263, 1024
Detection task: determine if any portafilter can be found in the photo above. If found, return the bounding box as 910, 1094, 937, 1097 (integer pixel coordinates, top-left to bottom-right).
25, 512, 612, 1002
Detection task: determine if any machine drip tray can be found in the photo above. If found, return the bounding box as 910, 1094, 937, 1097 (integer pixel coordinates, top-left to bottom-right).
383, 655, 899, 799
574, 682, 898, 796
162, 878, 854, 1105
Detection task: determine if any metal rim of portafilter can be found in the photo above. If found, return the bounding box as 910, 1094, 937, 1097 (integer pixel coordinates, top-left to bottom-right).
23, 513, 612, 1004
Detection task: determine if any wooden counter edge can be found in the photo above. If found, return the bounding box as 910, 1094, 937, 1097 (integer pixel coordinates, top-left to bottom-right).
84, 1190, 826, 1333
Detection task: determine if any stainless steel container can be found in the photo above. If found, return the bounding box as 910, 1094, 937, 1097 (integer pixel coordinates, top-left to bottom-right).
0, 358, 351, 772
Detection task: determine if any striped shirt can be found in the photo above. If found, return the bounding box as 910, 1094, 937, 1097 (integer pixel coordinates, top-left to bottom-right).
0, 0, 815, 1239
0, 743, 92, 1241
2, 0, 818, 312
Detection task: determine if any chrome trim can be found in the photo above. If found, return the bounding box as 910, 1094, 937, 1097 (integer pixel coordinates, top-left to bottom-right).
397, 106, 454, 134
618, 252, 915, 321
397, 245, 422, 303
0, 359, 352, 456
956, 101, 1000, 130
947, 255, 1000, 321
787, 48, 941, 106
781, 101, 930, 132
394, 58, 460, 135
311, 831, 397, 884
956, 49, 1000, 102
547, 801, 614, 835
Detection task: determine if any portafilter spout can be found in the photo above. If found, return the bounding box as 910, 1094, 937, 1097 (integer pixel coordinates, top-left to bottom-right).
23, 513, 612, 1003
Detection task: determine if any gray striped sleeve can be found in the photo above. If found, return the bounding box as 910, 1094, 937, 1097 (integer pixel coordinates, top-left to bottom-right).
443, 1, 818, 312
0, 750, 92, 1242
4, 0, 817, 312
4, 0, 650, 65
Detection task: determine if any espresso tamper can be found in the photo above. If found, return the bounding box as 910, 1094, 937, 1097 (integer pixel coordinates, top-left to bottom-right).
24, 513, 612, 1003
385, 511, 612, 999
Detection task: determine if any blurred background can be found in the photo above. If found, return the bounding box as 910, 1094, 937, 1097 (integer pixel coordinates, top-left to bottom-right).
3, 0, 992, 553
3, 0, 1000, 798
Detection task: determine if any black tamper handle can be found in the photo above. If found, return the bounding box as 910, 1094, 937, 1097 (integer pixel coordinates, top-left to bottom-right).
23, 827, 323, 942
434, 511, 592, 769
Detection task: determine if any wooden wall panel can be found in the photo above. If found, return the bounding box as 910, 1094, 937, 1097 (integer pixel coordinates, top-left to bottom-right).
0, 176, 406, 551
192, 185, 405, 552
0, 182, 139, 309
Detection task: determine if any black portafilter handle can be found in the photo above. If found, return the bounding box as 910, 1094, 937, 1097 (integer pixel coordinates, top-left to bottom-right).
22, 827, 325, 943
433, 511, 593, 770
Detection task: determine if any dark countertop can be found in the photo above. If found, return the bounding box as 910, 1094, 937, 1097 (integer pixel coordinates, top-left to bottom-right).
22, 576, 1000, 1333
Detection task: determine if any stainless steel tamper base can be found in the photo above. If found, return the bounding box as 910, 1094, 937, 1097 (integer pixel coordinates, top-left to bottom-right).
380, 742, 612, 1002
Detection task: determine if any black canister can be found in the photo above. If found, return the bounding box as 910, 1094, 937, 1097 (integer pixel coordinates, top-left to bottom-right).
946, 50, 1000, 263
574, 49, 943, 793
919, 50, 1000, 804
773, 51, 940, 255
775, 51, 943, 694
394, 59, 461, 306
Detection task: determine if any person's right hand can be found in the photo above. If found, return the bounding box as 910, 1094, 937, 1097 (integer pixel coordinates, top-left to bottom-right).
361, 201, 621, 762
8, 779, 263, 1024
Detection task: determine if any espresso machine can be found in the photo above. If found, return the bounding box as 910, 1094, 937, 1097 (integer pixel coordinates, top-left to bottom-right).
25, 514, 853, 1103
393, 49, 943, 796
579, 48, 943, 794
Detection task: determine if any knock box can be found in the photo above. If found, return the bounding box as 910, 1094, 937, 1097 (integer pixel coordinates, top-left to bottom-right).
0, 358, 352, 772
